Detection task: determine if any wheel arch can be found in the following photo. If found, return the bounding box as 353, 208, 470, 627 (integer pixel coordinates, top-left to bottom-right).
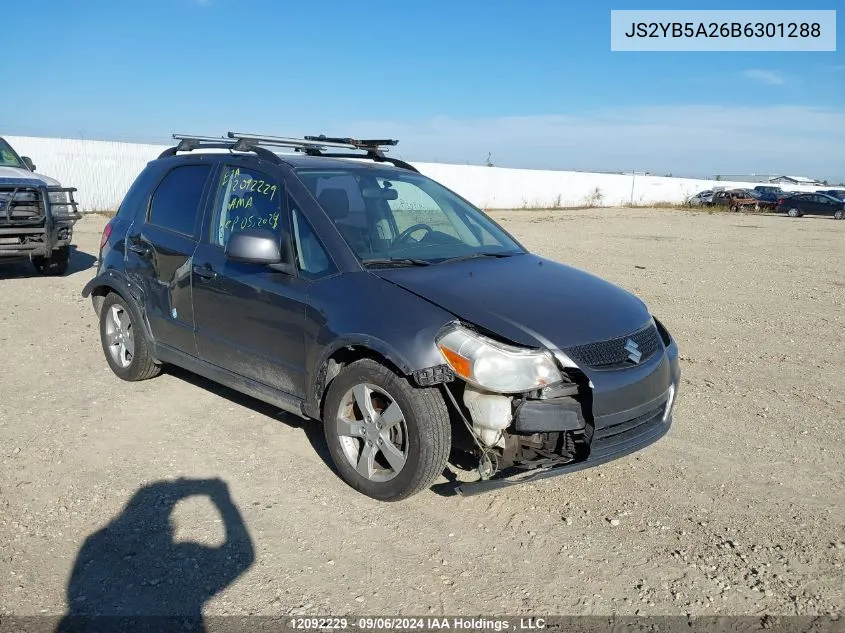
81, 271, 156, 344
306, 337, 418, 420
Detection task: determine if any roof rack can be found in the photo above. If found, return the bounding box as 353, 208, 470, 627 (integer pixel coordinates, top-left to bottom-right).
228, 132, 418, 173
157, 132, 418, 172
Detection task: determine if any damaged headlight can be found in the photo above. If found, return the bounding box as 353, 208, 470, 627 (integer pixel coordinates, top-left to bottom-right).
436, 323, 573, 393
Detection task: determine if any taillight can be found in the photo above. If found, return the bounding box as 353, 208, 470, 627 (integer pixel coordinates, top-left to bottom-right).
100, 221, 113, 251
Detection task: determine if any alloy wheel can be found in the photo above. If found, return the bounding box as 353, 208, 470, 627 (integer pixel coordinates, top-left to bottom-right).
104, 304, 134, 368
336, 383, 409, 482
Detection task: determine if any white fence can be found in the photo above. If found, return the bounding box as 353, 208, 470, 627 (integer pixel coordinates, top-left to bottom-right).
2, 135, 831, 212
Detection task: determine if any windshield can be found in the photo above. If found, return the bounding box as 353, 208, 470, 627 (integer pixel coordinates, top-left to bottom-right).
0, 139, 25, 169
295, 166, 526, 264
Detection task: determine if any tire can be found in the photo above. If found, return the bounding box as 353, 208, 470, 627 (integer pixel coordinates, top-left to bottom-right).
787, 208, 801, 218
32, 245, 70, 276
322, 359, 451, 501
834, 210, 845, 220
98, 292, 161, 382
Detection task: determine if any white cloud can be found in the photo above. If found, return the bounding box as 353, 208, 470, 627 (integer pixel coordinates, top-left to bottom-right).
743, 69, 786, 85
341, 105, 845, 181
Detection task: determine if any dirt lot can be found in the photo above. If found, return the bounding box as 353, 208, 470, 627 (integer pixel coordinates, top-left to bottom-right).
1, 208, 843, 619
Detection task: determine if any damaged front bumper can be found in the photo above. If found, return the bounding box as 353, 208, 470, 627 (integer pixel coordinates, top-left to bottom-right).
452, 330, 681, 496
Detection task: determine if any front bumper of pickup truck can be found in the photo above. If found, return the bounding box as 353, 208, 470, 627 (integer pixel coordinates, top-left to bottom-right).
0, 179, 81, 258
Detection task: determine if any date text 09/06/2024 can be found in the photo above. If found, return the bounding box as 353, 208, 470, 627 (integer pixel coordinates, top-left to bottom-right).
288, 617, 547, 631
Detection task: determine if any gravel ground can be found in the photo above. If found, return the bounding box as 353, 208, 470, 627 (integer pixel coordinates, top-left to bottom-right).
0, 208, 842, 619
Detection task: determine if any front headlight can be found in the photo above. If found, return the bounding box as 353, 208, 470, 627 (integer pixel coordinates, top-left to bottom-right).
48, 191, 70, 205
48, 191, 72, 215
436, 323, 567, 393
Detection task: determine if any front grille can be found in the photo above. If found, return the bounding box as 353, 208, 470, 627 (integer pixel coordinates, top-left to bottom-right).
0, 187, 45, 226
564, 322, 661, 370
590, 402, 666, 459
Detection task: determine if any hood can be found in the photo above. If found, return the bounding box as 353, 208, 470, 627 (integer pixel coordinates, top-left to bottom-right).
373, 254, 652, 350
0, 166, 61, 187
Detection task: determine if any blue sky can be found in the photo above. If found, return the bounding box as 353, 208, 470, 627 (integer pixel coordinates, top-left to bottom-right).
2, 0, 843, 180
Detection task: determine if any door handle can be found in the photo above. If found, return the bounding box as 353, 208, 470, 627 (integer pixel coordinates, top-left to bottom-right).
193, 264, 218, 280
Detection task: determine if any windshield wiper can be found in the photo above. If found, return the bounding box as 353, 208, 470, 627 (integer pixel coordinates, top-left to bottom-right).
436, 252, 518, 265
362, 257, 432, 267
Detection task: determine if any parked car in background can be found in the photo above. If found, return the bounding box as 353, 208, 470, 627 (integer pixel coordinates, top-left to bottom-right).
81, 131, 681, 501
711, 189, 759, 212
0, 136, 81, 274
751, 185, 783, 210
776, 192, 845, 219
817, 189, 845, 201
686, 190, 714, 206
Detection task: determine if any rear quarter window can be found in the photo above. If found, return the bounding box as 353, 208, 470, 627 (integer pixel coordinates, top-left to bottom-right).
115, 166, 158, 222
147, 164, 212, 236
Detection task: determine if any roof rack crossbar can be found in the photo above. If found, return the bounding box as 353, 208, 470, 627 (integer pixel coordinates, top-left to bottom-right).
228, 132, 353, 152
303, 135, 399, 150
159, 134, 284, 165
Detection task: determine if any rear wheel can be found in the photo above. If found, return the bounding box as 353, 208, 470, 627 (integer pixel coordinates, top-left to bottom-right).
99, 292, 161, 381
32, 245, 70, 276
834, 210, 844, 220
322, 359, 451, 501
787, 207, 802, 218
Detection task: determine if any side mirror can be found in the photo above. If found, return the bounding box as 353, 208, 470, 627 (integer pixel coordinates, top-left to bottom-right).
226, 229, 284, 264
21, 156, 36, 171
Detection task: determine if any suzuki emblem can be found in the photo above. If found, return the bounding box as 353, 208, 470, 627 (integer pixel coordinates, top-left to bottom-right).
624, 338, 642, 364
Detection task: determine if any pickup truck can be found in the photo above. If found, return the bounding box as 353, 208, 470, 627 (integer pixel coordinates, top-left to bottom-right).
0, 136, 81, 275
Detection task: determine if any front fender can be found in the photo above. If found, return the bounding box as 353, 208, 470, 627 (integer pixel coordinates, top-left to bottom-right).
301, 272, 458, 418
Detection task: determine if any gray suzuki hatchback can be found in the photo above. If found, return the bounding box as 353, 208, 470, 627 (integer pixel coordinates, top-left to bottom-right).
82, 132, 681, 501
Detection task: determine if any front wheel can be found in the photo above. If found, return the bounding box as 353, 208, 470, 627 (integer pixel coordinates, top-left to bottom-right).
322, 359, 451, 501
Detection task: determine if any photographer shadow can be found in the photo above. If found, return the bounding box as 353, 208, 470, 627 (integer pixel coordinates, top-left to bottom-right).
56, 477, 255, 633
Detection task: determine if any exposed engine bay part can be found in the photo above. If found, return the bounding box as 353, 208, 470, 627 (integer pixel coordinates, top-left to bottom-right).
440, 369, 595, 482
513, 395, 586, 434
462, 384, 512, 448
